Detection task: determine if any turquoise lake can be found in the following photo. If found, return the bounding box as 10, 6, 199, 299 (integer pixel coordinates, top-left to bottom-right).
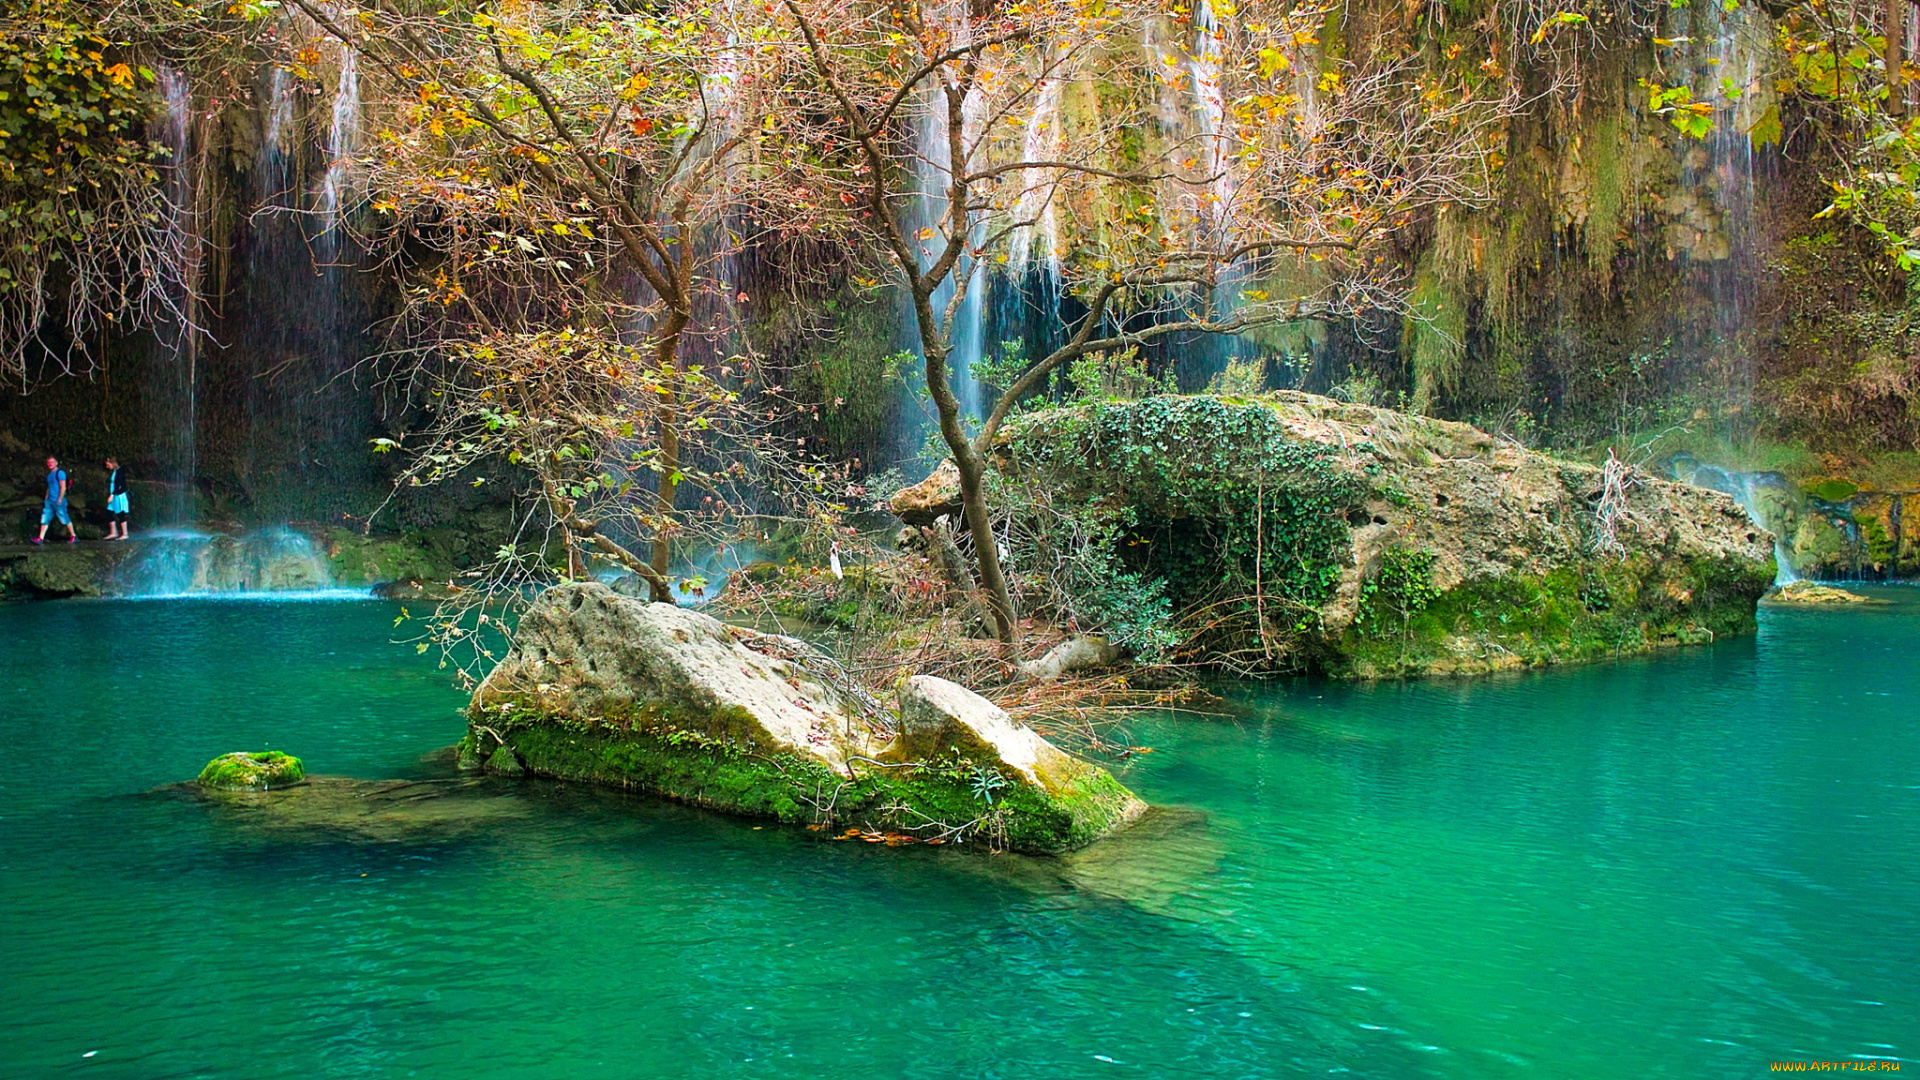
1, 594, 1915, 1078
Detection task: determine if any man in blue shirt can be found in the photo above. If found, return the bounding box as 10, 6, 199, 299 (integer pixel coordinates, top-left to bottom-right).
33, 456, 77, 544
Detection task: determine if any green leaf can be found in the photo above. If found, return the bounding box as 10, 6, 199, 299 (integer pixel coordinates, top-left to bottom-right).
1747, 104, 1782, 149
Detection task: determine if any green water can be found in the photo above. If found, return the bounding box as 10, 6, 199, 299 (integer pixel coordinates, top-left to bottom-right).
1, 596, 1915, 1078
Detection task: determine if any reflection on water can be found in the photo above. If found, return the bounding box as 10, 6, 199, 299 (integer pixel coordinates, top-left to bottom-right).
0, 594, 1915, 1077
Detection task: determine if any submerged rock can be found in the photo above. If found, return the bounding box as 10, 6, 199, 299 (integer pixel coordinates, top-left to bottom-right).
465, 582, 1142, 853
370, 576, 463, 601
1000, 393, 1777, 677
197, 751, 306, 791
178, 775, 534, 841
1763, 581, 1888, 605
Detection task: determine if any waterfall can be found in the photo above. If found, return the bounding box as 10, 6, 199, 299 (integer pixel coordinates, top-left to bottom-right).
1726, 473, 1799, 586
1011, 64, 1065, 282
1138, 6, 1258, 385
1187, 0, 1234, 227
155, 66, 202, 525
259, 65, 297, 199
1676, 462, 1799, 585
1683, 2, 1769, 409
317, 45, 360, 251
904, 10, 988, 425
112, 527, 358, 598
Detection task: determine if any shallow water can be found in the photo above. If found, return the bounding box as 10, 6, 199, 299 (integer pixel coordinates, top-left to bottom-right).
0, 594, 1914, 1078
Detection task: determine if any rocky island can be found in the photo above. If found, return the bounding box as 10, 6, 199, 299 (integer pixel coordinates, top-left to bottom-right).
461, 583, 1144, 854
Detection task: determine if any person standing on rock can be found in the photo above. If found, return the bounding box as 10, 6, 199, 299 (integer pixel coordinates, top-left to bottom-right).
33, 456, 77, 544
103, 457, 131, 540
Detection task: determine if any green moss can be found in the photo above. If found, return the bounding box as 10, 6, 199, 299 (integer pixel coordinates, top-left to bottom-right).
787, 291, 902, 461
324, 529, 455, 585
468, 698, 1134, 854
1334, 556, 1773, 678
1808, 478, 1860, 503
197, 751, 306, 791
1860, 514, 1894, 566
1405, 260, 1466, 414
1792, 515, 1851, 574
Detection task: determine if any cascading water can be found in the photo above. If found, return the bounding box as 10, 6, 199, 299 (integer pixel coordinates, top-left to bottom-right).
1143, 4, 1258, 384
112, 527, 355, 598
1672, 460, 1799, 585
1186, 0, 1234, 226
259, 64, 297, 199
903, 8, 988, 426
317, 45, 360, 254
1011, 66, 1065, 282
1682, 1, 1771, 411
1725, 472, 1800, 586
155, 66, 202, 525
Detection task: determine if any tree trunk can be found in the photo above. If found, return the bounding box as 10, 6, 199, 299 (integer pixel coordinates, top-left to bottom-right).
648, 312, 689, 604
914, 295, 1020, 645
953, 450, 1019, 643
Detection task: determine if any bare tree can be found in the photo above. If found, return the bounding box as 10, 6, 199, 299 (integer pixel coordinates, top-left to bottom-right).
283, 0, 796, 600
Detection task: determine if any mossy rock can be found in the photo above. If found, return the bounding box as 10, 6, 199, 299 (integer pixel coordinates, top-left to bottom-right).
1763, 581, 1889, 606
1791, 514, 1852, 575
1806, 478, 1860, 504
16, 549, 103, 596
197, 751, 307, 791
324, 529, 454, 586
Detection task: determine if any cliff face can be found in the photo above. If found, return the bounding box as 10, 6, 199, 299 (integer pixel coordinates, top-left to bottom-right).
3, 0, 1913, 521
1000, 393, 1775, 678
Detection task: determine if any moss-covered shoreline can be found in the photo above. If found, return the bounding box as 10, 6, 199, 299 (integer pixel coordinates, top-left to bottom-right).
1332, 554, 1775, 678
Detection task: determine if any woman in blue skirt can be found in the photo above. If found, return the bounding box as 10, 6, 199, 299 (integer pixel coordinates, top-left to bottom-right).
104, 457, 131, 540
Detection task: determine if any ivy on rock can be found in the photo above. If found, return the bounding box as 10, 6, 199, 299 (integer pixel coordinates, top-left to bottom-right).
1001, 395, 1370, 670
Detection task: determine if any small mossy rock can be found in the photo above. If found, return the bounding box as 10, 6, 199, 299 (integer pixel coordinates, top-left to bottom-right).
889, 459, 964, 527
467, 582, 1145, 853
197, 751, 306, 791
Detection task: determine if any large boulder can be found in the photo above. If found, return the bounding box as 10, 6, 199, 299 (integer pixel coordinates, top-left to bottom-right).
999, 393, 1777, 677
466, 582, 1142, 853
